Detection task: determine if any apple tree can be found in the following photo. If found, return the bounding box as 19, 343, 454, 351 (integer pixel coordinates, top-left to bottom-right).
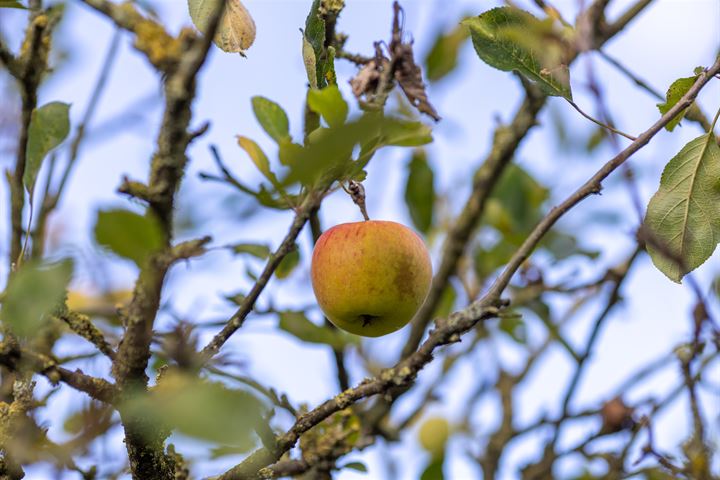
0, 0, 718, 479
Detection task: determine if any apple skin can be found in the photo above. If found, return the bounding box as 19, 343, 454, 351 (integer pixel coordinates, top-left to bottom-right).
311, 220, 432, 337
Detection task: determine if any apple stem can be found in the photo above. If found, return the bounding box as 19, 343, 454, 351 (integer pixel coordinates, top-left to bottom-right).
347, 180, 370, 221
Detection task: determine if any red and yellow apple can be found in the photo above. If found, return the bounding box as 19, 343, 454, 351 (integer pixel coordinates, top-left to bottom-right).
311, 220, 432, 337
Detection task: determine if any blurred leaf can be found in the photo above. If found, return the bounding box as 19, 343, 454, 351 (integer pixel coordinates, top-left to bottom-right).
657, 74, 698, 132
585, 127, 607, 152
463, 7, 572, 99
404, 150, 435, 233
420, 456, 445, 480
275, 248, 300, 279
24, 102, 71, 200
278, 139, 304, 167
1, 259, 73, 337
224, 292, 246, 305
0, 0, 27, 8
251, 96, 290, 143
123, 373, 265, 448
279, 312, 351, 349
498, 314, 526, 343
645, 133, 720, 282
433, 284, 457, 318
237, 136, 283, 191
283, 115, 432, 187
94, 209, 164, 266
307, 84, 348, 128
486, 163, 548, 240
187, 0, 256, 54
380, 119, 433, 147
231, 243, 270, 259
542, 230, 599, 261
474, 240, 516, 280
425, 22, 469, 82
340, 462, 368, 473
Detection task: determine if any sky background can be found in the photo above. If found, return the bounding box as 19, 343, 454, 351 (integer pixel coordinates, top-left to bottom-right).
1, 0, 719, 478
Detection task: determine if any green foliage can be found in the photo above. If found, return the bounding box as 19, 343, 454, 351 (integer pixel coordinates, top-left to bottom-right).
122, 373, 266, 448
24, 102, 71, 201
251, 96, 290, 143
657, 74, 699, 131
424, 21, 469, 82
1, 259, 73, 337
94, 209, 164, 266
303, 0, 335, 88
282, 114, 432, 187
486, 163, 549, 241
278, 311, 356, 349
404, 149, 435, 233
275, 248, 300, 279
230, 243, 271, 259
498, 314, 527, 344
0, 0, 27, 8
420, 456, 445, 480
433, 284, 457, 319
307, 84, 348, 128
645, 133, 720, 282
463, 7, 572, 100
340, 461, 367, 473
237, 136, 284, 193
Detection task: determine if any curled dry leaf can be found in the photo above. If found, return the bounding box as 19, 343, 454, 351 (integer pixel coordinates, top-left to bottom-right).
187, 0, 256, 54
348, 2, 440, 121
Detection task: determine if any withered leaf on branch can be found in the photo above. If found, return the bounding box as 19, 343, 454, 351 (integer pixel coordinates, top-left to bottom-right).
348, 2, 440, 121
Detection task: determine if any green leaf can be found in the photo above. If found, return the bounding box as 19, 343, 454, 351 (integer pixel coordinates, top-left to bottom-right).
278, 311, 352, 349
307, 85, 348, 128
283, 115, 432, 187
304, 0, 329, 88
278, 139, 304, 167
0, 0, 27, 8
486, 163, 549, 239
24, 102, 71, 200
542, 230, 600, 261
474, 240, 516, 280
420, 456, 445, 480
340, 462, 368, 473
251, 97, 290, 143
424, 22, 469, 82
644, 133, 720, 282
657, 75, 698, 132
187, 0, 256, 53
404, 150, 435, 233
1, 259, 73, 337
463, 7, 572, 99
498, 314, 527, 343
122, 373, 265, 447
380, 120, 433, 147
237, 136, 281, 187
231, 243, 270, 259
433, 284, 457, 319
275, 248, 300, 279
94, 209, 164, 266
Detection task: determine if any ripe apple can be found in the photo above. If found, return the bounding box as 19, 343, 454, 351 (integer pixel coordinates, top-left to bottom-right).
311, 220, 432, 337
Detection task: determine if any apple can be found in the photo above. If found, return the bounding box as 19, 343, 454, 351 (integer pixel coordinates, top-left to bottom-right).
311, 220, 432, 337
